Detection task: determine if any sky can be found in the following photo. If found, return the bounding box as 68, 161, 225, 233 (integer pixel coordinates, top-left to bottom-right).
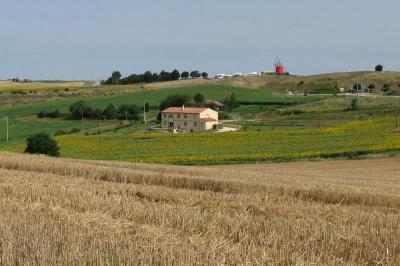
0, 0, 399, 80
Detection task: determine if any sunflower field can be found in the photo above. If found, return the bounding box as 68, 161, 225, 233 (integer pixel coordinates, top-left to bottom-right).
47, 118, 400, 164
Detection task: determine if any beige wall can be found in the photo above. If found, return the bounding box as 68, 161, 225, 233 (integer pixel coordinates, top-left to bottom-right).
199, 109, 218, 121
162, 109, 218, 132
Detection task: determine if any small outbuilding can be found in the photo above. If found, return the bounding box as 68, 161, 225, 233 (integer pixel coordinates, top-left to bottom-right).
204, 100, 226, 111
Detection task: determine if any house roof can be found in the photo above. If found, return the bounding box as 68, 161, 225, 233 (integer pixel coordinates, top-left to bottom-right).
201, 117, 217, 122
204, 100, 225, 107
162, 107, 208, 114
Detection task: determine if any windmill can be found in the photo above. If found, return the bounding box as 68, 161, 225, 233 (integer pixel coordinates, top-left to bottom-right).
274, 57, 286, 75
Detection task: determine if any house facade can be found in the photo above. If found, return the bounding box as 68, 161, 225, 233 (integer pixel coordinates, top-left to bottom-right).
161, 106, 218, 132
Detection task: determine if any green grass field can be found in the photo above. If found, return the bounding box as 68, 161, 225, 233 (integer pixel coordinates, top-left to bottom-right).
0, 118, 99, 148
0, 85, 283, 117
236, 96, 400, 130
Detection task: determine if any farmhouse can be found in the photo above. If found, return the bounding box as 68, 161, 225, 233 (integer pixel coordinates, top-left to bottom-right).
161, 106, 218, 132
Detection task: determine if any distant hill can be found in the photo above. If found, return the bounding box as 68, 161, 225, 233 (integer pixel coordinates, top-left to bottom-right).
1, 71, 399, 95
0, 80, 87, 90
220, 71, 400, 94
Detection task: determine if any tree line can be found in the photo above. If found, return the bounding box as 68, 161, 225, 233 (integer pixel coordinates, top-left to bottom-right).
101, 70, 209, 85
38, 92, 240, 122
39, 101, 145, 121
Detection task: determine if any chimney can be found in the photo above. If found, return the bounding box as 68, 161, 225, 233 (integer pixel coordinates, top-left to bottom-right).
182, 105, 185, 110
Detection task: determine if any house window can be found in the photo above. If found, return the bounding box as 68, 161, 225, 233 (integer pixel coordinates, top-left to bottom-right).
194, 122, 198, 127
184, 122, 187, 126
184, 115, 187, 119
177, 114, 180, 118
163, 114, 166, 118
168, 114, 173, 118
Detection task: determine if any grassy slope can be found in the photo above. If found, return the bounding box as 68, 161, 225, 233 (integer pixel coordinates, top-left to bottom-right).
0, 85, 273, 117
240, 96, 400, 130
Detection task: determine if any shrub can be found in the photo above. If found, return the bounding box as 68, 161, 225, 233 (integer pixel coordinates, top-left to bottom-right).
38, 109, 61, 118
381, 84, 391, 93
69, 128, 80, 134
25, 133, 60, 157
349, 98, 359, 111
218, 111, 231, 119
54, 130, 67, 136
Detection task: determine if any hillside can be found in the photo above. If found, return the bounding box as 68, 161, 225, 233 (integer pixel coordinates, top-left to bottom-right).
222, 71, 400, 94
0, 80, 87, 90
0, 152, 399, 264
1, 71, 399, 106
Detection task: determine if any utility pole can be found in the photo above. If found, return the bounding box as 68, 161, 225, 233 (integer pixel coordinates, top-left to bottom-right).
144, 102, 147, 135
397, 97, 400, 128
3, 117, 8, 141
144, 102, 147, 125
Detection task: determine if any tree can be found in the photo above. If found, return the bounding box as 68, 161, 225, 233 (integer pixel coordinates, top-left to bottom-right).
190, 71, 200, 79
160, 94, 191, 110
159, 71, 172, 81
144, 102, 150, 112
201, 72, 209, 79
381, 84, 391, 93
152, 73, 159, 82
181, 71, 189, 79
69, 101, 93, 120
368, 84, 376, 92
171, 69, 180, 80
117, 104, 140, 121
111, 71, 122, 85
224, 93, 240, 111
125, 74, 142, 84
144, 71, 153, 83
102, 104, 117, 119
193, 93, 205, 106
25, 133, 60, 157
375, 65, 383, 72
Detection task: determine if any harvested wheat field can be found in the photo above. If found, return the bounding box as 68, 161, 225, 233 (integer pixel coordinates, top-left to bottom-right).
0, 152, 400, 265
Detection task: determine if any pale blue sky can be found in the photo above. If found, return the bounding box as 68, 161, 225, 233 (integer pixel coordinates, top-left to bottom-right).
1, 0, 399, 80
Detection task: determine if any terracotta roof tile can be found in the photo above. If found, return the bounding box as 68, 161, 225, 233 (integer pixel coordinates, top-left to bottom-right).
162, 107, 208, 114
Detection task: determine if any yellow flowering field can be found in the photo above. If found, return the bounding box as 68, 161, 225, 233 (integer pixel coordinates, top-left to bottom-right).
53, 118, 400, 164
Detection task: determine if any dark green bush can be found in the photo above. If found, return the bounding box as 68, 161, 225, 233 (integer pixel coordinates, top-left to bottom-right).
25, 133, 60, 157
